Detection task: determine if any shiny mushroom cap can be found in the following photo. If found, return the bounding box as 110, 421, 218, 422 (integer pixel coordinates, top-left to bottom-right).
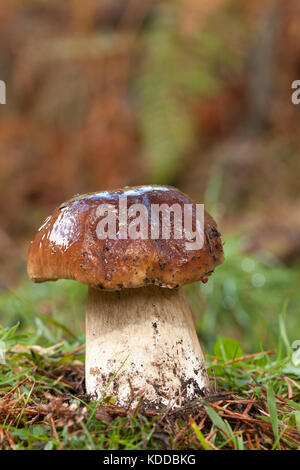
27, 185, 224, 290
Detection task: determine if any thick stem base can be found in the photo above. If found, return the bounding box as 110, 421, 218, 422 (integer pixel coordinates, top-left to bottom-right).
85, 286, 209, 408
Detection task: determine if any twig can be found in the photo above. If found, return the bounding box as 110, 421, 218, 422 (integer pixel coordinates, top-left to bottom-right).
224, 350, 275, 366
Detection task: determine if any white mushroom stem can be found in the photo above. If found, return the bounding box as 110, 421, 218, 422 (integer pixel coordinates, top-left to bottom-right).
85, 286, 209, 408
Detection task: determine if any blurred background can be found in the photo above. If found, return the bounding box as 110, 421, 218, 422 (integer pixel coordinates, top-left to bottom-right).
0, 0, 300, 353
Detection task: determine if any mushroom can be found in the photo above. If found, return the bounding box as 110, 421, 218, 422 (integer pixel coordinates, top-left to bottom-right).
27, 185, 224, 408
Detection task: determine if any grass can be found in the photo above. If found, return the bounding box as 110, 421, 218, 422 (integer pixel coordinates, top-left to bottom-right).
0, 326, 299, 450
0, 236, 299, 450
186, 236, 300, 352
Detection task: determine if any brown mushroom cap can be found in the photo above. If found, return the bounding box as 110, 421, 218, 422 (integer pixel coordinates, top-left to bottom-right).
27, 185, 224, 290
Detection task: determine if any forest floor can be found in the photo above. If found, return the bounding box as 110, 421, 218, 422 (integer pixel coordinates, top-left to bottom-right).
0, 326, 299, 450
1, 238, 299, 450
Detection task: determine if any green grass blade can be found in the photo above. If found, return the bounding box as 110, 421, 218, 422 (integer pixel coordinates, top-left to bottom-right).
267, 382, 279, 447
190, 421, 213, 450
